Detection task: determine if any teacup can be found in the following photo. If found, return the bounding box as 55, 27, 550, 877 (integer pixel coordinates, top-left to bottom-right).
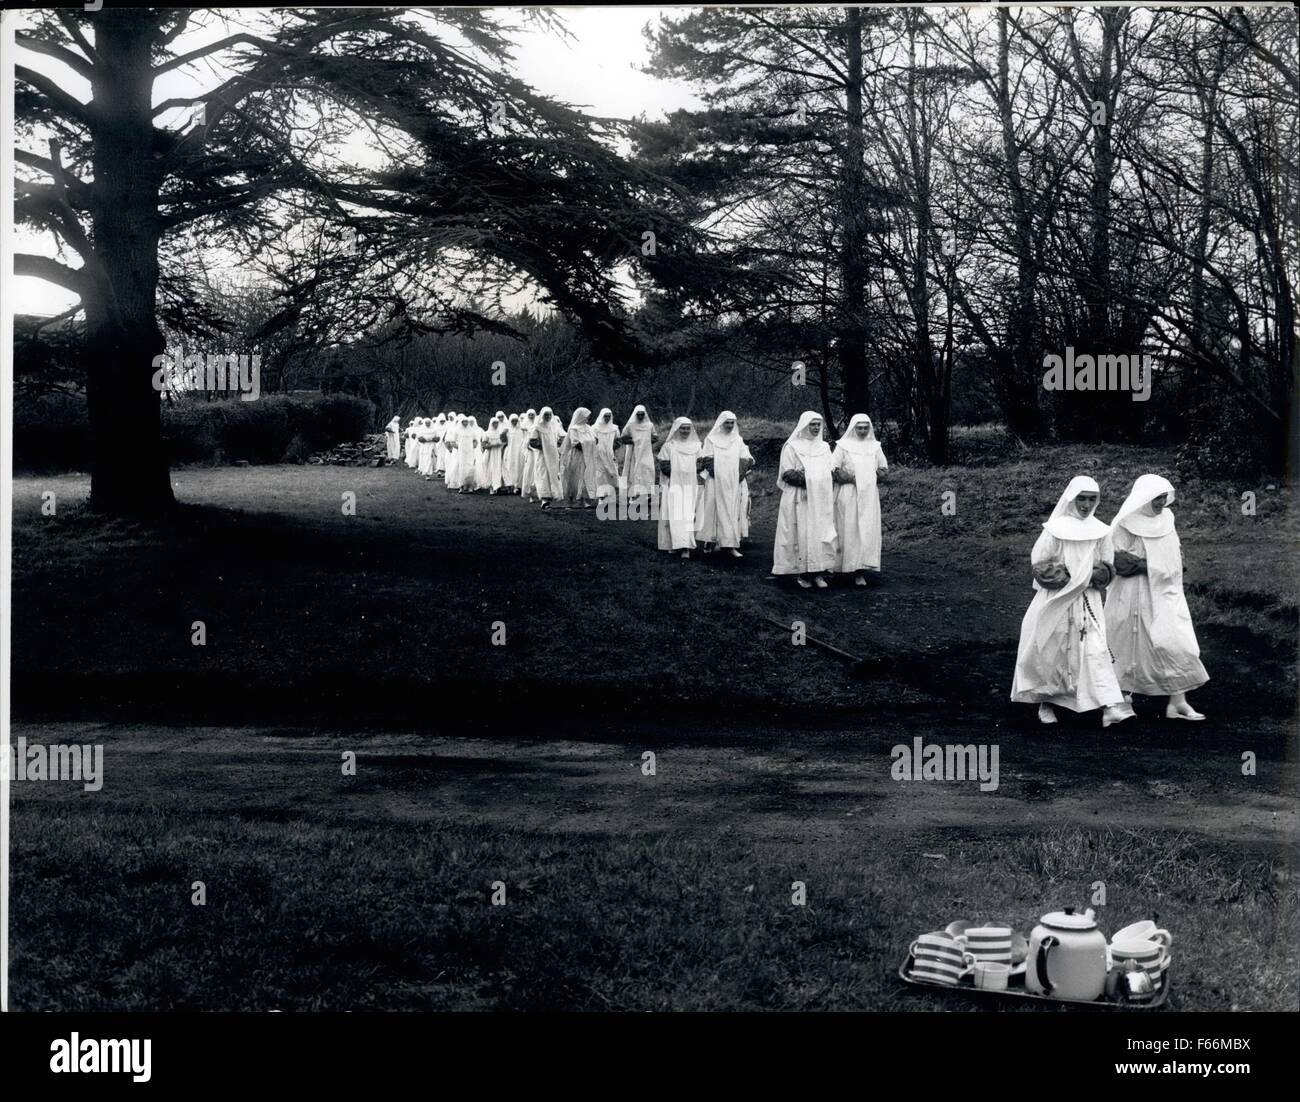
910, 933, 977, 986
973, 961, 1010, 992
964, 924, 1013, 965
1110, 937, 1171, 976
1112, 921, 1172, 949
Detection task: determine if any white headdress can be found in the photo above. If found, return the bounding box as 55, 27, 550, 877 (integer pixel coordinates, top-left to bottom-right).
622, 404, 655, 437
659, 416, 701, 456
1044, 475, 1108, 540
836, 413, 879, 456
706, 410, 743, 449
1110, 474, 1175, 538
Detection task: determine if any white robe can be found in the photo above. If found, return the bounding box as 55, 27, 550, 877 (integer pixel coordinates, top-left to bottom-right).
1106, 523, 1208, 695
773, 441, 836, 574
417, 428, 436, 477
384, 418, 402, 460
532, 420, 563, 500
434, 421, 448, 474
697, 434, 751, 548
404, 426, 419, 467
503, 426, 524, 488
656, 437, 701, 550
442, 426, 461, 488
832, 439, 887, 572
461, 428, 482, 490
560, 424, 598, 501
591, 424, 620, 501
1011, 528, 1123, 712
481, 424, 505, 490
621, 422, 657, 498
520, 419, 538, 496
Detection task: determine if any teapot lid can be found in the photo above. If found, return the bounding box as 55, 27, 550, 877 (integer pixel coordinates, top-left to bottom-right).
1042, 907, 1097, 931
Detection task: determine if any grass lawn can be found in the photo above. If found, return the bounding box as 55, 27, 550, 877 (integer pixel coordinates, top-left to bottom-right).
9, 440, 1297, 1010
11, 724, 1297, 1011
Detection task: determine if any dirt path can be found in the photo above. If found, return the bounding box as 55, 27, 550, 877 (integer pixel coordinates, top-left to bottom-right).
16, 718, 1295, 850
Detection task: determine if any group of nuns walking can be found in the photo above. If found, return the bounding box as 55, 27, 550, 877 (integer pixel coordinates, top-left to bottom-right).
386, 406, 890, 579
388, 407, 657, 510
1011, 473, 1209, 726
385, 409, 1207, 725
771, 410, 890, 587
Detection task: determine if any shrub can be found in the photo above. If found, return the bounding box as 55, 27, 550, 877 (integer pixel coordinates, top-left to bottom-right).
14, 393, 375, 471
1175, 392, 1276, 482
294, 395, 374, 451
12, 393, 91, 472
282, 434, 314, 465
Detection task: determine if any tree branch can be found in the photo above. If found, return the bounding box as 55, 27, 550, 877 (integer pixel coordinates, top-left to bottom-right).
15, 31, 95, 81
15, 253, 89, 297
15, 63, 93, 127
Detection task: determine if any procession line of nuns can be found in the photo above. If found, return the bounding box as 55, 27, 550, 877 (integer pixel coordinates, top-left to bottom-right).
389, 411, 1203, 722
388, 407, 890, 577
1011, 473, 1209, 726
388, 407, 753, 547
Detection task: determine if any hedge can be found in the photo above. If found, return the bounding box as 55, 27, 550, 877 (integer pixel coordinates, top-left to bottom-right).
14, 393, 374, 472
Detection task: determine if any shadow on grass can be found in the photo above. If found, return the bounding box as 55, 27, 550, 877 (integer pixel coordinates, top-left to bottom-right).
13, 474, 1297, 730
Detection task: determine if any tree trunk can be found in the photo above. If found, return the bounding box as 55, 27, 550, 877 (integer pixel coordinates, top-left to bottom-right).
995, 8, 1044, 441
837, 7, 870, 418
1185, 34, 1224, 429
904, 11, 949, 464
1084, 13, 1119, 352
86, 13, 174, 516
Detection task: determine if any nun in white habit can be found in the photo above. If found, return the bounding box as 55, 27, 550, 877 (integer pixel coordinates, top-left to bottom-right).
461, 416, 483, 492
621, 405, 658, 504
591, 408, 621, 504
657, 417, 703, 556
1011, 476, 1133, 727
697, 411, 754, 557
445, 415, 469, 490
831, 414, 888, 583
520, 410, 538, 498
559, 407, 598, 508
438, 412, 456, 475
530, 406, 563, 507
481, 416, 506, 493
773, 411, 837, 588
433, 414, 449, 476
502, 414, 524, 493
404, 417, 420, 468
1105, 474, 1208, 720
384, 416, 402, 461
417, 418, 437, 478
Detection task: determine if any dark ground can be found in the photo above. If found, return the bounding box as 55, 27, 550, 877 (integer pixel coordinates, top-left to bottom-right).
9, 450, 1298, 1010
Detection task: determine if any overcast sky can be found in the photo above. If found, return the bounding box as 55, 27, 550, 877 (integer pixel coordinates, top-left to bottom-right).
14, 6, 702, 317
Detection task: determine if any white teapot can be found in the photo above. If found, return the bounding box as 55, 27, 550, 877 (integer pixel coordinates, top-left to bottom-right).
1025, 907, 1108, 1001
